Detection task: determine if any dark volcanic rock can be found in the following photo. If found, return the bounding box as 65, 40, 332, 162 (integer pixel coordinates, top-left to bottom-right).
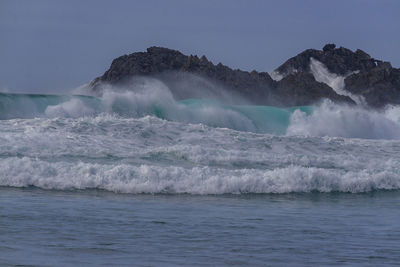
276, 72, 354, 106
90, 46, 354, 106
275, 46, 376, 76
274, 43, 400, 108
91, 47, 277, 105
323, 44, 336, 52
345, 64, 400, 108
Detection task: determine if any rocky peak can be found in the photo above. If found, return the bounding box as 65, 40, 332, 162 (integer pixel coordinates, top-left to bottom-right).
89, 44, 400, 108
275, 43, 377, 75
90, 47, 279, 105
323, 43, 336, 52
146, 46, 180, 55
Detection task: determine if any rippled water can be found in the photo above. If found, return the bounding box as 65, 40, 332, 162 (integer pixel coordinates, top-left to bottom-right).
1, 87, 400, 265
1, 188, 400, 266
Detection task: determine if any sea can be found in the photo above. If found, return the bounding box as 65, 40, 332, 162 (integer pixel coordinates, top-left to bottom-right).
1, 83, 400, 266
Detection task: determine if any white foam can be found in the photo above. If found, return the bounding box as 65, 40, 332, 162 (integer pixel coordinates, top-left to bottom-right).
383, 105, 400, 123
269, 71, 284, 81
3, 78, 400, 195
1, 156, 399, 194
287, 100, 400, 139
45, 98, 95, 118
42, 78, 259, 132
1, 113, 400, 194
309, 58, 365, 105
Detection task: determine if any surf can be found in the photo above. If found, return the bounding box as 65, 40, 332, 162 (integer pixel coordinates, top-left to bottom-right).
0, 90, 311, 135
1, 87, 400, 139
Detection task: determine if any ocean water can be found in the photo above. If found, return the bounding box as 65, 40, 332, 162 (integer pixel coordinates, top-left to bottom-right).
1, 189, 400, 266
1, 83, 400, 265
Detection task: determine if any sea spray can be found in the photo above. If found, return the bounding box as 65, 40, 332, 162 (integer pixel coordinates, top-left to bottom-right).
1, 79, 400, 194
85, 78, 399, 139
287, 100, 400, 139
1, 88, 400, 138
309, 58, 365, 105
1, 114, 400, 194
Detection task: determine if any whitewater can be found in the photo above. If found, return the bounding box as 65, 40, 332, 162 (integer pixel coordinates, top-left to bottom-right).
2, 79, 400, 266
1, 78, 400, 194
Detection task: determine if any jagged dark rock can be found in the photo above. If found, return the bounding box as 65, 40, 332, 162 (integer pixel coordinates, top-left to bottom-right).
90, 44, 400, 107
275, 72, 353, 106
323, 44, 336, 52
90, 46, 355, 106
273, 44, 400, 107
345, 64, 400, 107
275, 46, 376, 76
90, 47, 280, 105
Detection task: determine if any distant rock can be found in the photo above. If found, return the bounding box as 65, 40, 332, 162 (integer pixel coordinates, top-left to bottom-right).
275, 45, 376, 76
345, 63, 400, 107
323, 44, 336, 52
90, 44, 400, 107
90, 47, 278, 105
275, 72, 352, 106
274, 44, 400, 107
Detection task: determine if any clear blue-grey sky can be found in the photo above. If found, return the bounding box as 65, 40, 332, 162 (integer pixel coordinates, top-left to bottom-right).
1, 0, 399, 93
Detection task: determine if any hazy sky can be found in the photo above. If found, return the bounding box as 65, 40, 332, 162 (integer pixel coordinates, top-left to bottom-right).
1, 0, 399, 93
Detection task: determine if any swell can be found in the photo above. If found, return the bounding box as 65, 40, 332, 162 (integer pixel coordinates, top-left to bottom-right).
0, 91, 311, 135
0, 92, 101, 119
2, 78, 400, 195
1, 88, 400, 139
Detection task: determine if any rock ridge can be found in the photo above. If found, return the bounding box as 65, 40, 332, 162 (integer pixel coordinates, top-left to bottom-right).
90, 44, 400, 107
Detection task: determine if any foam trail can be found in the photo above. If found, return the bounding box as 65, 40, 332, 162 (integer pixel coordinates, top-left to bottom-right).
45, 98, 96, 117
1, 105, 400, 194
310, 58, 365, 105
0, 81, 310, 134
1, 157, 400, 194
1, 78, 400, 139
287, 100, 400, 139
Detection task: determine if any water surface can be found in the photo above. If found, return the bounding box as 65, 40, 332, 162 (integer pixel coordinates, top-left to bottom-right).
1, 188, 399, 266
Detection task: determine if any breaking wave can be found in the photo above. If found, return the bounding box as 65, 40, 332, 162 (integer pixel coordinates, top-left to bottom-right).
1, 79, 400, 139
0, 113, 400, 194
2, 156, 400, 194
1, 79, 400, 194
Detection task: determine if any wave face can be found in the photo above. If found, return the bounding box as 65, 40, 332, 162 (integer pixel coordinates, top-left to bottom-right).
1, 84, 400, 139
0, 89, 312, 134
1, 80, 400, 194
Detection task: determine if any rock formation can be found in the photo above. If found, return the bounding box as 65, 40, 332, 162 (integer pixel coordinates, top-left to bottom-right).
89, 44, 400, 108
274, 44, 400, 107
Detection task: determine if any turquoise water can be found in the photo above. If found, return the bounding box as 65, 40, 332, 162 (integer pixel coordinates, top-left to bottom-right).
180, 98, 312, 134
1, 91, 400, 265
0, 92, 312, 134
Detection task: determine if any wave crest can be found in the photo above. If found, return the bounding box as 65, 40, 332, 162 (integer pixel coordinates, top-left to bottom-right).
1, 157, 400, 194
287, 100, 400, 139
1, 78, 400, 139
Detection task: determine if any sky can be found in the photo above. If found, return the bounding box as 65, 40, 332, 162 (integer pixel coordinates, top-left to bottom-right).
0, 0, 399, 93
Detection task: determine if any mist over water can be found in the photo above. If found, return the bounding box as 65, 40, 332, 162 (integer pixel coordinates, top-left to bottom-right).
1, 75, 400, 139
0, 75, 400, 195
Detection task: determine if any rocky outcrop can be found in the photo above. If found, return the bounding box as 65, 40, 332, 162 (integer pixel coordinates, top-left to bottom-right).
344, 62, 400, 107
90, 44, 400, 107
91, 47, 277, 105
90, 46, 354, 106
274, 44, 400, 108
275, 44, 377, 76
275, 72, 352, 106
